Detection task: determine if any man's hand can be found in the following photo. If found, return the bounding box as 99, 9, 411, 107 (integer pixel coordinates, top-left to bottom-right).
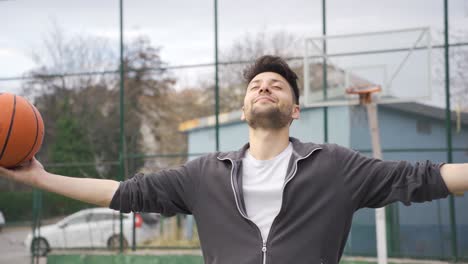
0, 158, 46, 187
0, 157, 120, 207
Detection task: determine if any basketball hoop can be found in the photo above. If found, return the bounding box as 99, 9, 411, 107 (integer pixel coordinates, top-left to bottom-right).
346, 83, 387, 264
345, 85, 382, 104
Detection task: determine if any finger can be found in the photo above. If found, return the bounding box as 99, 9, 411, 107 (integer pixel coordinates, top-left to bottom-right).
13, 158, 40, 171
0, 166, 10, 174
0, 166, 14, 180
16, 159, 33, 169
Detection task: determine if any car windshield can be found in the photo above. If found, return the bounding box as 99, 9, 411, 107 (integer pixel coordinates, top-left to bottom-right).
57, 211, 90, 226
56, 210, 130, 226
89, 212, 125, 222
65, 214, 89, 225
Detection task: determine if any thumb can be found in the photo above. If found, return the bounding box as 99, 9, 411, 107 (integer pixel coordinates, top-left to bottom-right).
0, 166, 17, 181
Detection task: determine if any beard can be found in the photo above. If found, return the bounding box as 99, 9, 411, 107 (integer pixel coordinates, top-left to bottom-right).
245, 103, 292, 129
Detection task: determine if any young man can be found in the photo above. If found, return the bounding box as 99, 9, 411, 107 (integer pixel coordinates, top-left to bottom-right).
0, 55, 467, 264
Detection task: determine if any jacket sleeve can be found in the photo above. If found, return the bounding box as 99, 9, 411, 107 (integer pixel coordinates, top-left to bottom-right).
109, 157, 202, 216
333, 144, 450, 209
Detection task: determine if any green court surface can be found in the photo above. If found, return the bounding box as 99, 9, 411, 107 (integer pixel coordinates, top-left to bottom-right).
46, 254, 457, 264
47, 254, 204, 264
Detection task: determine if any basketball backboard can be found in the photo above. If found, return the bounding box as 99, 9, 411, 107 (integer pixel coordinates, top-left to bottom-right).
302, 27, 432, 107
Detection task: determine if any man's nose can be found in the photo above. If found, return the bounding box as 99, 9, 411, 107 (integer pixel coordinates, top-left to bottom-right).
259, 84, 271, 93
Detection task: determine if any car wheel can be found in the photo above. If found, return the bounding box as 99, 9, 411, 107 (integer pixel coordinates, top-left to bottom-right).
107, 234, 128, 250
30, 237, 50, 257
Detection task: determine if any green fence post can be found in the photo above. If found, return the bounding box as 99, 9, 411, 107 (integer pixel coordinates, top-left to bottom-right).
443, 0, 458, 262
31, 189, 43, 264
321, 0, 328, 143
385, 204, 400, 257
214, 0, 220, 152
31, 189, 37, 264
118, 0, 126, 254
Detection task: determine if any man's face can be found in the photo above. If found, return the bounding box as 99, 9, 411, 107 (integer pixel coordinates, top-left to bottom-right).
241, 72, 300, 129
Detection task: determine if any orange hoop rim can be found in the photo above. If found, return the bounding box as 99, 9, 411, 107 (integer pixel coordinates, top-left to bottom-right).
345, 85, 382, 95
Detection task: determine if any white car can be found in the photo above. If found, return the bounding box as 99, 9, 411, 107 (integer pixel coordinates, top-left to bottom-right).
0, 211, 5, 232
24, 208, 159, 256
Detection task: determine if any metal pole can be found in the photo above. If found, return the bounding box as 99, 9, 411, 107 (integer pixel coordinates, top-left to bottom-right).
31, 189, 38, 264
214, 0, 220, 151
119, 0, 125, 253
322, 0, 328, 143
443, 0, 458, 261
386, 205, 394, 256
132, 214, 136, 251
36, 191, 42, 264
366, 103, 388, 264
304, 41, 310, 105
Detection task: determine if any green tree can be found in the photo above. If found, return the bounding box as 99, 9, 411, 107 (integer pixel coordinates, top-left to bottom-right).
48, 99, 98, 178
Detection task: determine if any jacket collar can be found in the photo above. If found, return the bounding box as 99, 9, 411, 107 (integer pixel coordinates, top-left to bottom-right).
217, 137, 321, 161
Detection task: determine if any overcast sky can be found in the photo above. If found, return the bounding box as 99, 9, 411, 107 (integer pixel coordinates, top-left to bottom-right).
0, 0, 467, 97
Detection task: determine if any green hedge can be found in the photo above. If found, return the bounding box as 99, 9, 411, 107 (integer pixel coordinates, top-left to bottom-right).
0, 191, 92, 223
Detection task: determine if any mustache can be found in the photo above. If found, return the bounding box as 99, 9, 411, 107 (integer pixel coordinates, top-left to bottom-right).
253, 96, 276, 103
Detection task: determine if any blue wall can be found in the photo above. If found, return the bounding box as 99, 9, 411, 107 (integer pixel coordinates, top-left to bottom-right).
187, 106, 351, 154
347, 104, 468, 259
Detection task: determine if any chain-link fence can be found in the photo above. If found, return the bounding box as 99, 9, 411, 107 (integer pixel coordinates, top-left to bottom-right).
0, 0, 467, 263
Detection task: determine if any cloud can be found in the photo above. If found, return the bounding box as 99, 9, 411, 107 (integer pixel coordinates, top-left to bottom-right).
0, 48, 35, 76
0, 48, 21, 57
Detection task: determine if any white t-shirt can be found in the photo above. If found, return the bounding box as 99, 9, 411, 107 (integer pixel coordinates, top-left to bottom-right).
242, 143, 293, 242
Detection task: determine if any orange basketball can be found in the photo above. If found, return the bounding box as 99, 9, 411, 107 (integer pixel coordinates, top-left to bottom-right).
0, 93, 44, 168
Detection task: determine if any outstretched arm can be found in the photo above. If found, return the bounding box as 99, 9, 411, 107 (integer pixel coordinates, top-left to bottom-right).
440, 164, 468, 195
0, 158, 119, 207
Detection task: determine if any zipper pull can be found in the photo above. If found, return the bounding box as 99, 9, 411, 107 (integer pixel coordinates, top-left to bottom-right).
262, 241, 267, 253
262, 241, 267, 264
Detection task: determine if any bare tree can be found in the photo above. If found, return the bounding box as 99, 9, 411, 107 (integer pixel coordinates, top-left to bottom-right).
448, 32, 468, 111
20, 27, 181, 181
434, 30, 468, 112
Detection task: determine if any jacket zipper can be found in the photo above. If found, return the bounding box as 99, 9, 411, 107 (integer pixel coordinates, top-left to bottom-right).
263, 147, 322, 263
218, 147, 322, 264
262, 241, 267, 264
218, 157, 265, 261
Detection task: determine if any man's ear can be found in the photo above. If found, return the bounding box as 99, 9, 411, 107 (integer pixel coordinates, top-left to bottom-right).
292, 104, 300, 120
241, 106, 246, 121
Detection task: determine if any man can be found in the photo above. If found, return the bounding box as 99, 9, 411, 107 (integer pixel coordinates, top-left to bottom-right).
0, 55, 467, 264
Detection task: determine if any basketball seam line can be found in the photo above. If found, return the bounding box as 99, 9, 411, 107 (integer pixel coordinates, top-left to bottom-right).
0, 95, 17, 160
14, 101, 40, 167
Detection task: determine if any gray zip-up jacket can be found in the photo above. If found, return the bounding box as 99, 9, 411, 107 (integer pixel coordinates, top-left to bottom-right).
110, 137, 449, 264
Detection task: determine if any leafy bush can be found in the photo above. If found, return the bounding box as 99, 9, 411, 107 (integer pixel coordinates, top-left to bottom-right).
0, 191, 92, 223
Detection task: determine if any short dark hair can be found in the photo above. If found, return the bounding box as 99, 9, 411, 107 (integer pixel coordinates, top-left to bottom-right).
243, 55, 300, 104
